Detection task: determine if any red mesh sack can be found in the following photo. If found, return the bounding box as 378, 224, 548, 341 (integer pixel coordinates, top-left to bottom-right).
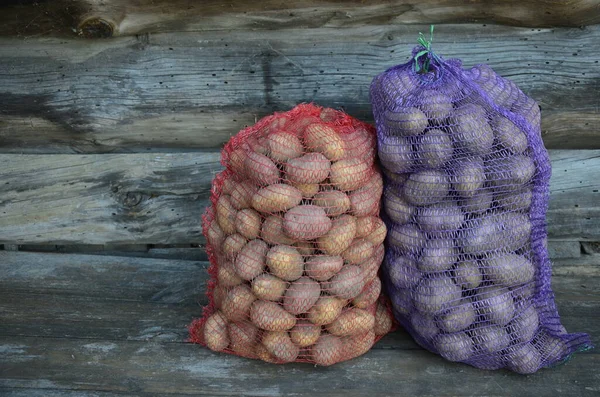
190, 104, 393, 365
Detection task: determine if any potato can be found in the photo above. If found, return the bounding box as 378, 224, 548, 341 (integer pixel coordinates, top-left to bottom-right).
418, 128, 453, 168
228, 321, 259, 356
266, 245, 304, 281
472, 323, 511, 354
228, 148, 249, 176
312, 334, 344, 366
340, 127, 377, 165
304, 123, 345, 161
284, 205, 332, 240
291, 182, 320, 198
204, 311, 229, 352
364, 218, 387, 247
507, 304, 539, 343
452, 157, 485, 198
345, 330, 376, 360
290, 320, 322, 347
413, 275, 462, 314
512, 96, 541, 131
221, 175, 236, 195
308, 296, 346, 325
419, 241, 457, 273
483, 253, 535, 287
378, 135, 415, 174
437, 299, 476, 333
235, 208, 261, 240
383, 187, 414, 224
386, 255, 420, 289
506, 343, 541, 374
262, 331, 300, 363
305, 255, 344, 282
327, 308, 375, 336
375, 69, 418, 107
391, 287, 413, 318
453, 260, 482, 290
245, 151, 280, 185
283, 276, 321, 315
383, 170, 410, 187
252, 274, 287, 301
375, 301, 393, 335
353, 278, 381, 309
491, 115, 528, 154
449, 107, 494, 155
287, 114, 320, 134
285, 152, 331, 184
410, 311, 439, 340
294, 240, 315, 256
250, 300, 296, 331
403, 170, 450, 206
221, 284, 256, 322
317, 215, 357, 255
324, 265, 365, 299
387, 223, 426, 255
360, 247, 384, 285
312, 190, 350, 216
383, 107, 428, 136
536, 332, 568, 362
434, 332, 474, 362
475, 286, 515, 326
255, 343, 279, 363
416, 201, 464, 235
222, 233, 247, 260
511, 282, 536, 302
460, 212, 532, 254
217, 261, 244, 288
495, 188, 532, 212
247, 135, 269, 155
355, 216, 377, 239
216, 195, 237, 235
213, 285, 226, 309
230, 181, 258, 210
320, 108, 341, 123
349, 172, 383, 217
234, 239, 268, 280
330, 158, 372, 192
419, 91, 453, 121
461, 188, 493, 214
252, 184, 302, 213
488, 154, 535, 188
206, 218, 226, 249
341, 238, 374, 265
266, 131, 304, 162
261, 215, 296, 246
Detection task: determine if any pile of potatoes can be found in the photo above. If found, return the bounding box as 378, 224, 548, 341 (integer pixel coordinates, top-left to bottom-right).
370, 64, 571, 373
199, 105, 393, 365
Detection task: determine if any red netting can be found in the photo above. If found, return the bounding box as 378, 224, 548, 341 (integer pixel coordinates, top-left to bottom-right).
189, 103, 394, 365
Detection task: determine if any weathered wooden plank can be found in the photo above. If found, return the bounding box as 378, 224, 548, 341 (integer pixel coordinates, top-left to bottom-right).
548, 241, 581, 259
0, 25, 599, 153
0, 336, 597, 396
1, 150, 599, 244
2, 0, 599, 40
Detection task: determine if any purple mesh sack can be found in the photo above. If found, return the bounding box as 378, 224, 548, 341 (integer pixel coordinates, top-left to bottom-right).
370, 38, 592, 373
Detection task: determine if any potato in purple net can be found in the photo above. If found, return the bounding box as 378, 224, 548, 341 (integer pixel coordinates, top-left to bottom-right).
483, 253, 535, 287
413, 275, 462, 314
536, 332, 569, 363
388, 223, 426, 255
434, 332, 474, 362
383, 107, 428, 136
452, 157, 485, 198
437, 299, 476, 333
453, 260, 483, 290
416, 201, 464, 235
487, 154, 536, 188
511, 281, 536, 302
460, 188, 493, 214
495, 188, 532, 212
375, 69, 418, 108
472, 323, 511, 354
512, 95, 541, 131
506, 343, 542, 374
386, 254, 421, 289
507, 304, 539, 343
475, 286, 516, 326
460, 212, 532, 253
378, 135, 415, 174
410, 311, 439, 340
391, 287, 413, 318
383, 187, 414, 225
418, 128, 454, 168
382, 170, 410, 186
449, 106, 494, 156
419, 240, 458, 273
418, 91, 453, 121
403, 170, 450, 206
491, 115, 528, 154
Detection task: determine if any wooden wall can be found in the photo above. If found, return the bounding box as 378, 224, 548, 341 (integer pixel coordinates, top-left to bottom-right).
0, 0, 599, 260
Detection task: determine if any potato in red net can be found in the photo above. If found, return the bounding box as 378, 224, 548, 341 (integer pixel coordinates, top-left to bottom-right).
189, 104, 393, 365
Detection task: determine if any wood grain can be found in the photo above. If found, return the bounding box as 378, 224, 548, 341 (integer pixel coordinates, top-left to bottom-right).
0, 150, 599, 244
0, 25, 599, 153
2, 0, 600, 39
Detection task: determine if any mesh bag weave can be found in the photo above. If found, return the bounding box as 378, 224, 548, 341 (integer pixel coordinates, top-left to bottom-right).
190, 104, 393, 365
370, 46, 592, 373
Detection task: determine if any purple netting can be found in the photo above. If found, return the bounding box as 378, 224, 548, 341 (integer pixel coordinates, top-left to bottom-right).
371, 46, 592, 373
